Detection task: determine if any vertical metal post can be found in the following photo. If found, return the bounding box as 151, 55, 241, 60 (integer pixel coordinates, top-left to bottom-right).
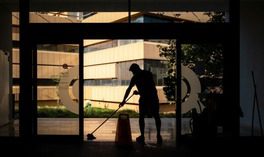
32, 44, 38, 137
176, 40, 182, 146
128, 0, 131, 23
79, 40, 84, 141
19, 0, 33, 138
222, 0, 239, 136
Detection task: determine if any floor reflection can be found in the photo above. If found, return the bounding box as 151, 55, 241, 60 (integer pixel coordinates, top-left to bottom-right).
0, 118, 193, 147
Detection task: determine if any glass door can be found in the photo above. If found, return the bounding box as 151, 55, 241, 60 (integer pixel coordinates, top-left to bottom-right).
178, 41, 225, 138
35, 43, 82, 137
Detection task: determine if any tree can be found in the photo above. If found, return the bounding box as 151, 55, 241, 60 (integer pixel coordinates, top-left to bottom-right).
159, 12, 225, 101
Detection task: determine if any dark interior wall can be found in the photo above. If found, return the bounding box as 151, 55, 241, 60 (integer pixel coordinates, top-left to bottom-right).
240, 0, 264, 136
0, 7, 12, 126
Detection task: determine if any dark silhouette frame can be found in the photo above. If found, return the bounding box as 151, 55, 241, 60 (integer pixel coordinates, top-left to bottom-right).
18, 1, 239, 145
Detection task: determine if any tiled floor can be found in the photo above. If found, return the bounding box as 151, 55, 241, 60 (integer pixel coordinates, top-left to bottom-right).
1, 118, 193, 146
37, 118, 179, 146
1, 119, 264, 157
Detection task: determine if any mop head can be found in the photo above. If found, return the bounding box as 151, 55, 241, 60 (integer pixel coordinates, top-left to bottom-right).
87, 134, 96, 140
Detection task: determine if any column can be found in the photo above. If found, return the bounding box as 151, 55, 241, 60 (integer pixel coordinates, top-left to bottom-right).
0, 6, 12, 127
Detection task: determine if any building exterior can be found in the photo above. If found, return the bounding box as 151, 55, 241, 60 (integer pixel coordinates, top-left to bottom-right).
78, 12, 209, 112
11, 12, 206, 113
12, 12, 80, 109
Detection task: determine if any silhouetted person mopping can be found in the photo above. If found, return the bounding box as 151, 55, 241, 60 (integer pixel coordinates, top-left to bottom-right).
120, 63, 162, 145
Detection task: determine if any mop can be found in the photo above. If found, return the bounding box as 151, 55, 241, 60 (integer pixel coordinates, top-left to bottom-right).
87, 91, 137, 140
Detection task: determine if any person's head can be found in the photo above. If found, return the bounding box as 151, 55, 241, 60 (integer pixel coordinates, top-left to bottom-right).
129, 63, 141, 75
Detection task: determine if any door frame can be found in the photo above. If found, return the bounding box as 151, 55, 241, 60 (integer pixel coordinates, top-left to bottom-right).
31, 39, 84, 141
28, 22, 237, 144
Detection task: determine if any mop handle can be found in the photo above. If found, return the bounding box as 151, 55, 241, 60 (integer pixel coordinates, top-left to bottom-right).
90, 93, 134, 134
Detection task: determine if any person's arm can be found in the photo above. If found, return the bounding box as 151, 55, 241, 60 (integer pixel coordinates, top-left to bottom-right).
120, 77, 135, 107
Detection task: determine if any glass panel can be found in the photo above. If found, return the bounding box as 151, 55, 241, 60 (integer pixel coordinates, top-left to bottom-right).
29, 12, 81, 23
12, 49, 20, 136
28, 12, 229, 24
37, 44, 79, 135
81, 12, 228, 23
180, 42, 224, 137
84, 39, 176, 145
